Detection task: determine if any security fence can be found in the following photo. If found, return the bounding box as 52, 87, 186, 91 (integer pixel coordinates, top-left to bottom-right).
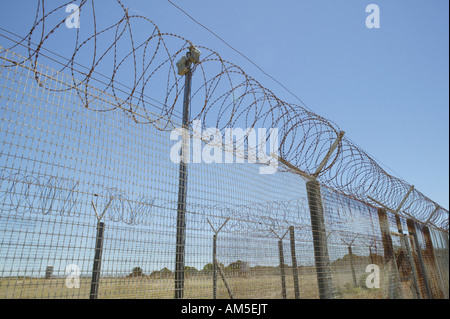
0, 1, 448, 299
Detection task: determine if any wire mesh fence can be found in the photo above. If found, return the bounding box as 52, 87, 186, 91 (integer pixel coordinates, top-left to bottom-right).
0, 47, 448, 299
0, 0, 448, 299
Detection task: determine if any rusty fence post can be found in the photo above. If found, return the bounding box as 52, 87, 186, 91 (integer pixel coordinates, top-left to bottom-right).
377, 209, 403, 299
407, 219, 432, 299
433, 230, 450, 297
306, 180, 334, 299
437, 231, 449, 297
403, 233, 421, 299
395, 215, 420, 299
422, 225, 445, 298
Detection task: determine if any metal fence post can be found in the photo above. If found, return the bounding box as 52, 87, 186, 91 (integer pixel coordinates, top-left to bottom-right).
89, 199, 112, 300
407, 219, 432, 299
368, 241, 375, 265
347, 245, 357, 287
174, 56, 193, 300
207, 217, 230, 299
377, 208, 403, 299
402, 233, 421, 299
395, 215, 420, 299
278, 239, 287, 299
213, 233, 218, 299
215, 258, 234, 299
306, 180, 334, 299
434, 231, 450, 296
439, 231, 450, 295
289, 226, 300, 299
90, 221, 105, 299
421, 225, 445, 298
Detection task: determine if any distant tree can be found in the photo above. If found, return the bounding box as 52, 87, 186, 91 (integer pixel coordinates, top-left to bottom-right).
160, 267, 172, 274
184, 266, 198, 272
227, 260, 250, 276
203, 263, 214, 271
227, 260, 245, 270
149, 267, 173, 279
202, 262, 224, 271
184, 265, 198, 278
129, 266, 144, 277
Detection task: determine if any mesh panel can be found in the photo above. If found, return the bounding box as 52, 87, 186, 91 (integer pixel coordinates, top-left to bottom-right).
0, 47, 448, 299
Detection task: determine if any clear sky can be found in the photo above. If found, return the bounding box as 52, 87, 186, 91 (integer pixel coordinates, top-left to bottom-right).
0, 0, 448, 211
152, 0, 450, 210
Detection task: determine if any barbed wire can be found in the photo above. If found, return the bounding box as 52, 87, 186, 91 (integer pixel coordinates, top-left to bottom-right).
1, 0, 447, 232
0, 168, 321, 235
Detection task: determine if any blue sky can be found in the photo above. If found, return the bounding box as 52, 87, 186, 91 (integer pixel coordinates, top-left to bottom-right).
0, 0, 448, 211
150, 0, 450, 209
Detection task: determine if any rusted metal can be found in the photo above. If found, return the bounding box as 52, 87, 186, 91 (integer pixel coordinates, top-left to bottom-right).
394, 217, 411, 280
403, 233, 421, 299
407, 219, 432, 299
421, 225, 445, 298
377, 209, 403, 299
394, 185, 414, 214
395, 215, 420, 299
431, 230, 450, 298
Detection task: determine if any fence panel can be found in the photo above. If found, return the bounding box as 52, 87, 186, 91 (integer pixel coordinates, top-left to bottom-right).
0, 39, 448, 300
